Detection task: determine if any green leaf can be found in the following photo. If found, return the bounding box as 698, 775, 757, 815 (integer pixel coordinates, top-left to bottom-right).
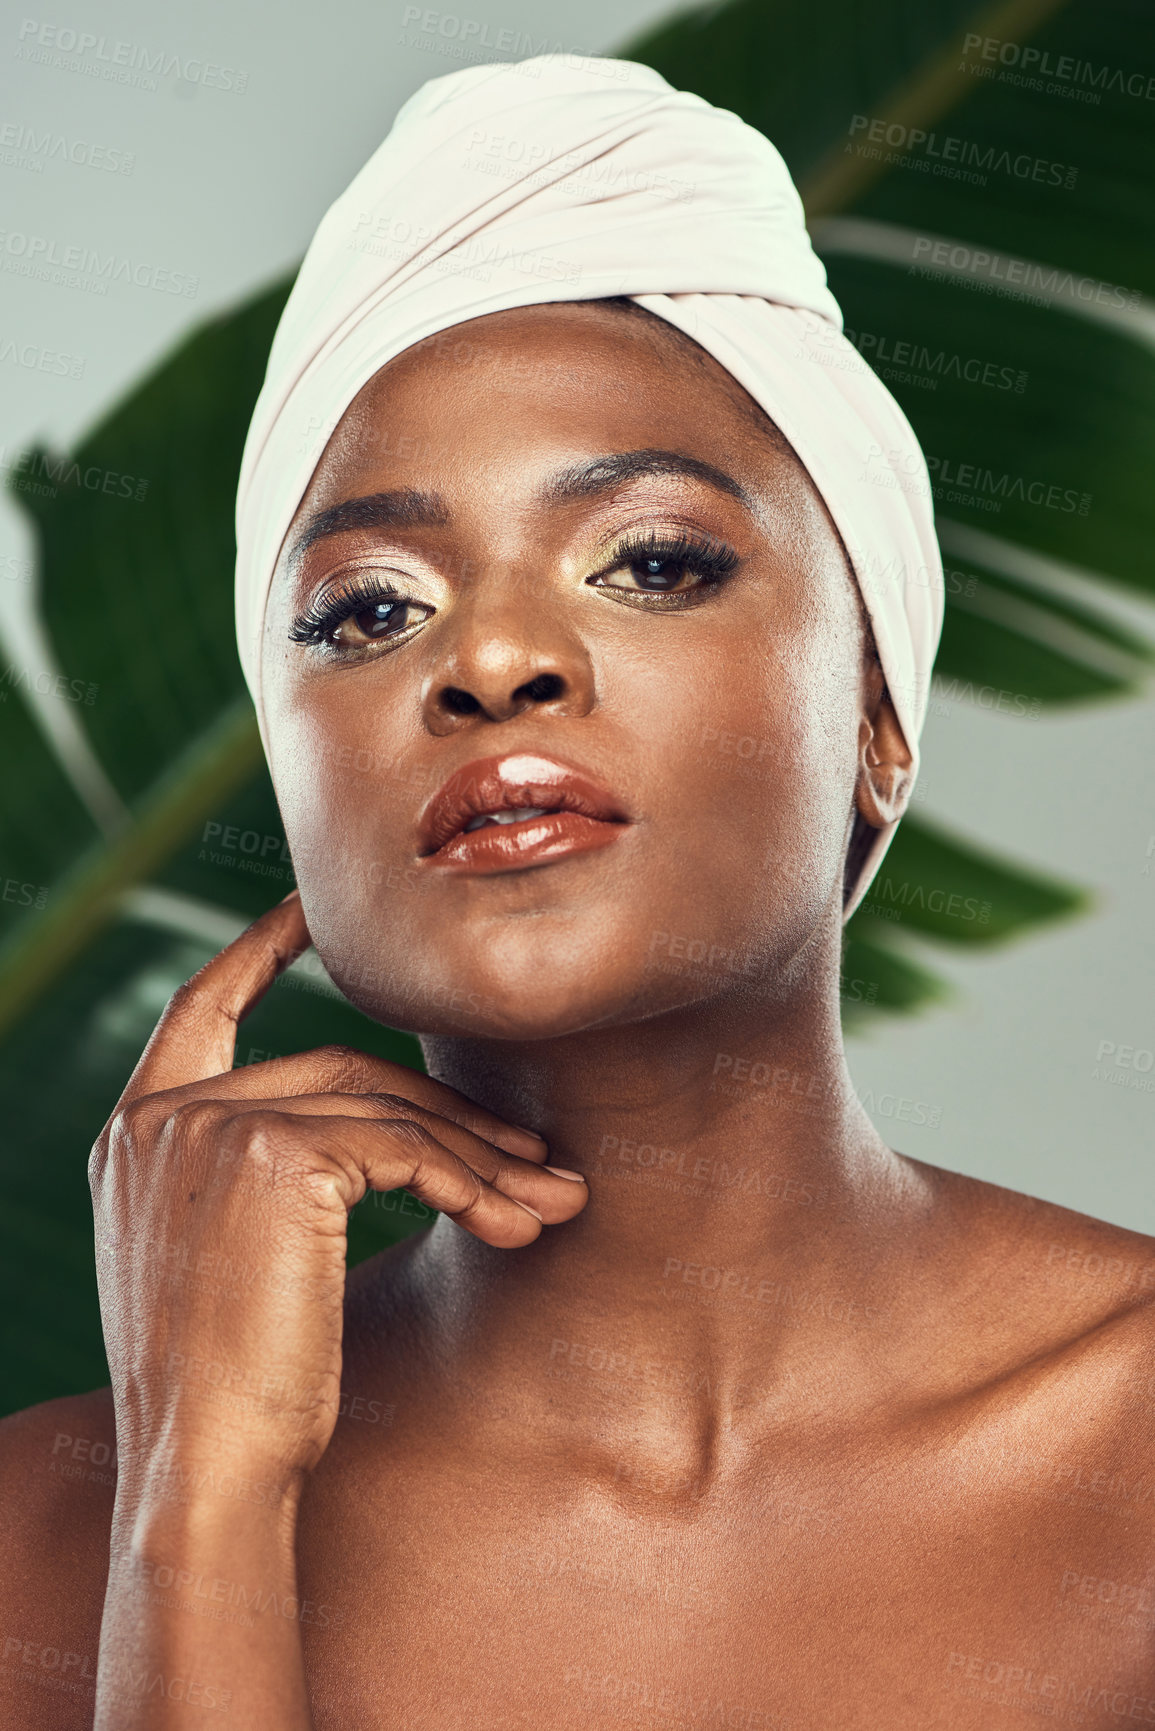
840, 930, 949, 1026
0, 275, 435, 1418
14, 279, 292, 804
936, 561, 1153, 706
0, 698, 264, 1040
853, 814, 1088, 944
622, 0, 1150, 1012
0, 677, 97, 947
624, 0, 993, 187
4, 0, 1148, 1413
0, 915, 427, 1413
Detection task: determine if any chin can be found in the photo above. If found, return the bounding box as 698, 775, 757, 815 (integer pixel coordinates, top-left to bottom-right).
316, 923, 666, 1044
349, 974, 639, 1044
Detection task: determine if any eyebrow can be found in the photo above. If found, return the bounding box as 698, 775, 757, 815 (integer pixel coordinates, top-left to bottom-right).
286, 448, 753, 569
286, 488, 449, 568
538, 448, 754, 511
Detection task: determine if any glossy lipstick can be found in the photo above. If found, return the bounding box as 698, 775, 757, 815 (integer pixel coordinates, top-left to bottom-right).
416, 753, 630, 875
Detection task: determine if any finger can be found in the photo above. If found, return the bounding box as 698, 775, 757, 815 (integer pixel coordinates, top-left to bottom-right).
155, 1043, 551, 1163
123, 894, 311, 1104
244, 1113, 551, 1250
213, 1092, 587, 1224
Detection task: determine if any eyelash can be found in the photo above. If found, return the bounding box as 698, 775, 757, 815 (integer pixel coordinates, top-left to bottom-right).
591, 529, 741, 600
287, 531, 741, 649
288, 573, 416, 647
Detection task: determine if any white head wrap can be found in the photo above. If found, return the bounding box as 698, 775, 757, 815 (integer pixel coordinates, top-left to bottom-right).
236, 52, 943, 915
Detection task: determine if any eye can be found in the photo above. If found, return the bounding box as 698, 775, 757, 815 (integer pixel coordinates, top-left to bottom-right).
330, 597, 429, 647
622, 553, 694, 592
289, 577, 433, 650
589, 531, 741, 602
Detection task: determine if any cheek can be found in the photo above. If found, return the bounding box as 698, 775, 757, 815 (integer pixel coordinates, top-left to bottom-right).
265, 678, 428, 920
767, 628, 862, 815
643, 617, 860, 899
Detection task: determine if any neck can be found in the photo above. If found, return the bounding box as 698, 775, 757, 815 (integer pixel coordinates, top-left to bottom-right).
408, 970, 932, 1457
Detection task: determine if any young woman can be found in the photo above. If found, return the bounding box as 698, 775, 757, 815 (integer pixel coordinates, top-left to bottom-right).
2, 54, 1152, 1731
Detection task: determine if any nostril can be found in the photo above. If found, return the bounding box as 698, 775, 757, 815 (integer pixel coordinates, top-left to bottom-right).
436, 671, 565, 720
518, 673, 565, 704
442, 687, 481, 715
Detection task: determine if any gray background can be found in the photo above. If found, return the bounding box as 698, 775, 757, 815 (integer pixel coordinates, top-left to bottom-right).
2, 0, 1151, 1231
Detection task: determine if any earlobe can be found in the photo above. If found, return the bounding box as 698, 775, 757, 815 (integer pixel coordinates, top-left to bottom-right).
854, 693, 914, 829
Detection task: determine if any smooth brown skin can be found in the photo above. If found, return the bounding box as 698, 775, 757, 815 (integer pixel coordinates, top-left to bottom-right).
2, 301, 1154, 1729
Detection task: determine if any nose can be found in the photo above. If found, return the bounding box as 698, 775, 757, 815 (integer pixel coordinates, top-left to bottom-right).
420, 585, 596, 734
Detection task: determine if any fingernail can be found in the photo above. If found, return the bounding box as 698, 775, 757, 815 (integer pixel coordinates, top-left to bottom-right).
515, 1124, 547, 1142
518, 1202, 544, 1220
544, 1165, 586, 1183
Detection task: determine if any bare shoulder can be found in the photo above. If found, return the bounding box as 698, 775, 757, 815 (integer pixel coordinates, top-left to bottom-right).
1011, 1183, 1155, 1435
0, 1388, 116, 1730
912, 1158, 1155, 1442
943, 1162, 1155, 1317
907, 1153, 1154, 1302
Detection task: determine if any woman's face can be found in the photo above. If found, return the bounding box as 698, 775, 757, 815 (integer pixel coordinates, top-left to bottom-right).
261, 302, 884, 1040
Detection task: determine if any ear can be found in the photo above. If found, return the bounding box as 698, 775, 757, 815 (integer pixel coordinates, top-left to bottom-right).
854, 686, 915, 829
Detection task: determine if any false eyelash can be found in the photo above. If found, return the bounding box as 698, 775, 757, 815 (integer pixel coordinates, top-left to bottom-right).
288, 529, 741, 646
600, 528, 741, 585
288, 573, 411, 644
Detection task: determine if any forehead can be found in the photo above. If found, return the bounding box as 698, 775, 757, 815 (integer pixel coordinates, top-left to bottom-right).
300, 301, 796, 504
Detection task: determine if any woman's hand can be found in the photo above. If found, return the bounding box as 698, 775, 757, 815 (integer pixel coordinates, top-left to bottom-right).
91, 891, 586, 1495
88, 893, 586, 1728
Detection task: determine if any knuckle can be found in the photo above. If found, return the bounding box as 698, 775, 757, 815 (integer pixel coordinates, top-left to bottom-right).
214, 1109, 310, 1197
367, 1091, 418, 1117
228, 1107, 294, 1161
315, 1043, 367, 1076
294, 1162, 351, 1210
405, 1137, 485, 1221
318, 1044, 399, 1092
374, 1120, 478, 1213
449, 1165, 487, 1221
105, 1096, 157, 1156
378, 1116, 435, 1154
469, 1141, 506, 1180
168, 1098, 226, 1143
90, 1096, 162, 1192
227, 1112, 347, 1201
165, 975, 203, 1018
87, 1137, 108, 1192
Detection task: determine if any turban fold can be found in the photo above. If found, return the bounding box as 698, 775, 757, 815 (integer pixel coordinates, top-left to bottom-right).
236, 52, 944, 915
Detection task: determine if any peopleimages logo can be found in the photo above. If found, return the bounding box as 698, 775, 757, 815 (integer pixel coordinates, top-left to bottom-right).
924, 454, 1091, 517
847, 115, 1078, 190
0, 337, 84, 378
960, 32, 1155, 103
0, 229, 198, 297
397, 7, 629, 82
464, 125, 695, 203
865, 877, 991, 927
843, 327, 1027, 394
931, 676, 1041, 720
0, 445, 147, 500
348, 208, 582, 287
1, 663, 98, 705
908, 237, 1140, 311
0, 120, 134, 175
15, 19, 249, 93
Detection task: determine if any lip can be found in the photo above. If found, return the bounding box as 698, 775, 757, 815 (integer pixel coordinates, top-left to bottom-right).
416, 752, 632, 874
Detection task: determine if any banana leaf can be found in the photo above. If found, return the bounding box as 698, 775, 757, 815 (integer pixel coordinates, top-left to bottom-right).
2, 0, 1151, 1412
